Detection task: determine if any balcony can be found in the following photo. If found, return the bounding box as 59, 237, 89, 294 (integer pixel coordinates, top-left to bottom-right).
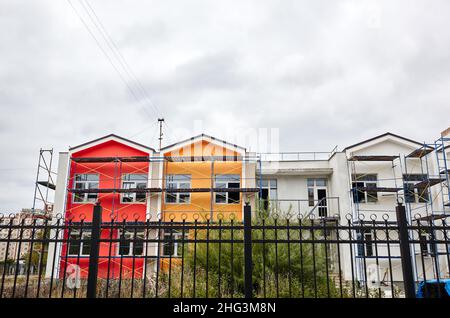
257, 197, 340, 220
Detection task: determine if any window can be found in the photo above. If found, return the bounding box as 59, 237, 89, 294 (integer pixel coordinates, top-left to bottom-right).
165, 175, 191, 204
67, 230, 91, 256
118, 229, 145, 256
215, 174, 241, 204
260, 179, 278, 200
73, 174, 99, 203
260, 179, 277, 210
403, 174, 429, 203
162, 230, 187, 257
307, 178, 327, 207
357, 230, 373, 257
419, 229, 436, 256
121, 174, 147, 203
352, 174, 378, 203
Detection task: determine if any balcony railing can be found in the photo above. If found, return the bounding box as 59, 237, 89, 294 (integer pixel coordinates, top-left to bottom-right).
258, 147, 338, 162
257, 197, 340, 219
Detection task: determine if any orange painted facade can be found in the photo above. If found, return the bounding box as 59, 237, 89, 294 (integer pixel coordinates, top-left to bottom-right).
162, 140, 244, 222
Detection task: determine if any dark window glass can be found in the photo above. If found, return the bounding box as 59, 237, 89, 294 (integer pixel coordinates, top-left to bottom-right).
228, 182, 240, 204
165, 175, 191, 203
420, 234, 429, 255
356, 230, 373, 257
119, 233, 130, 256
365, 233, 373, 256
417, 186, 429, 203
68, 231, 91, 256
165, 193, 177, 203
215, 175, 240, 204
68, 232, 81, 255
308, 188, 315, 206
118, 230, 145, 256
404, 183, 416, 203
366, 182, 378, 203
352, 182, 365, 203
162, 230, 186, 257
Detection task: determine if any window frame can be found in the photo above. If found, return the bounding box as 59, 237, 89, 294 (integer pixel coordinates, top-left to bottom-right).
120, 174, 148, 204
215, 174, 241, 205
73, 174, 99, 204
162, 229, 188, 257
165, 174, 192, 204
418, 228, 436, 257
356, 230, 374, 257
403, 174, 429, 204
260, 179, 278, 200
117, 229, 145, 256
67, 229, 91, 256
352, 174, 378, 204
307, 178, 328, 207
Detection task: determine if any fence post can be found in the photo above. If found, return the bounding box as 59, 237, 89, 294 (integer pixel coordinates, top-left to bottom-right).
396, 202, 416, 298
244, 203, 253, 298
87, 202, 102, 298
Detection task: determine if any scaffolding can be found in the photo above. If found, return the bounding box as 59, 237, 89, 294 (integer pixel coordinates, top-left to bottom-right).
435, 134, 450, 209
31, 149, 56, 218
348, 154, 402, 222
403, 139, 449, 222
65, 154, 261, 222
348, 131, 450, 285
347, 153, 404, 286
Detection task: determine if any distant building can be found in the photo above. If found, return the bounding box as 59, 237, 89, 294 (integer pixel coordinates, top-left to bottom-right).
0, 209, 44, 266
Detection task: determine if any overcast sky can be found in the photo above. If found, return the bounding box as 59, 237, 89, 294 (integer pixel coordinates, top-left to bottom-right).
1, 0, 449, 211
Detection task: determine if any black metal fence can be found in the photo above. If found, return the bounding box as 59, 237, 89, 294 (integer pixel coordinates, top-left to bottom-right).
0, 203, 449, 298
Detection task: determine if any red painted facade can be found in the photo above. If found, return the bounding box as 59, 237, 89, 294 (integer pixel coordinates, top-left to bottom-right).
60, 139, 151, 279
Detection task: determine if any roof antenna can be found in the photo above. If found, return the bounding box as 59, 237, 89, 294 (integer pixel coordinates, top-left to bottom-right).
158, 118, 165, 151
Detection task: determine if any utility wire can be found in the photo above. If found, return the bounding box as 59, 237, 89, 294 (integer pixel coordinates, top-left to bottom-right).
80, 0, 163, 120
67, 0, 168, 137
67, 0, 147, 113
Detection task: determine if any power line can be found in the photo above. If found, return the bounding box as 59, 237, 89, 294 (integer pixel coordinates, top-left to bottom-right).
128, 120, 158, 139
67, 0, 147, 113
67, 0, 167, 128
79, 0, 163, 120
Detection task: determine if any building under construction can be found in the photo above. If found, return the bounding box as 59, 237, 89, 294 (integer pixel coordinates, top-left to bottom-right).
39, 128, 450, 291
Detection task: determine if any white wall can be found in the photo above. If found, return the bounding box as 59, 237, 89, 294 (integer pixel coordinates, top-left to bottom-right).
45, 152, 69, 279
259, 137, 450, 284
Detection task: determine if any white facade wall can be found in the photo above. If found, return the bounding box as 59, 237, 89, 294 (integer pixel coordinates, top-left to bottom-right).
260, 136, 450, 285
45, 152, 69, 279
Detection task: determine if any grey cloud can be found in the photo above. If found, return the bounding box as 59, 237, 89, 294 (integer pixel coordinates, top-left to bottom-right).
0, 0, 449, 211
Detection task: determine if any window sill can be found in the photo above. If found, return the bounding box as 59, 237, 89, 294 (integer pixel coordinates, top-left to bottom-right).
215, 203, 241, 205
72, 201, 96, 205
164, 202, 191, 205
120, 201, 147, 205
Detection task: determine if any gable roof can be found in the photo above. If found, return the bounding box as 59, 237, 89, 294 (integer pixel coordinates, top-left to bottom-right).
161, 133, 246, 153
343, 132, 432, 152
69, 134, 155, 153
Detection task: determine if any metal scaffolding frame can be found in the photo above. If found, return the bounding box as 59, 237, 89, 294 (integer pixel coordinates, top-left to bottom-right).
31, 149, 56, 218
435, 135, 450, 209
65, 154, 261, 221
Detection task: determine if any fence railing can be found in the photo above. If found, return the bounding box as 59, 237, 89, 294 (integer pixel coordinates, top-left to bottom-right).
258, 149, 337, 162
0, 203, 449, 298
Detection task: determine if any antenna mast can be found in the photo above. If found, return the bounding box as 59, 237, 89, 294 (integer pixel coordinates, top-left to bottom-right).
158, 118, 165, 151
